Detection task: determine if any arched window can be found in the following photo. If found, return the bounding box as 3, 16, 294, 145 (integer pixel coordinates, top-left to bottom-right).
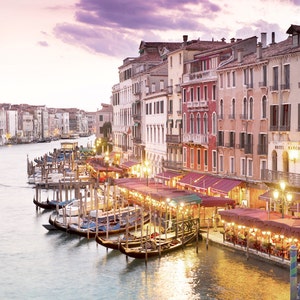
231, 98, 236, 119
249, 97, 254, 119
190, 113, 194, 134
203, 113, 208, 134
212, 112, 217, 135
243, 97, 247, 119
219, 99, 224, 119
196, 113, 201, 134
262, 95, 267, 118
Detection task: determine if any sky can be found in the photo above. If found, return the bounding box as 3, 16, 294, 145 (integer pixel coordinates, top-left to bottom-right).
1, 0, 300, 112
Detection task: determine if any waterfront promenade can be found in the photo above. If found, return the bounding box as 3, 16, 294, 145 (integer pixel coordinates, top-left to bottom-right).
204, 229, 293, 270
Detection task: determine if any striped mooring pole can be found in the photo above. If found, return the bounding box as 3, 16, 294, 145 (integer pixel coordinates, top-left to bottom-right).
290, 245, 298, 300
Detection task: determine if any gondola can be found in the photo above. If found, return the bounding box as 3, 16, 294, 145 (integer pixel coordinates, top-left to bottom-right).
119, 230, 197, 259
67, 212, 150, 239
33, 198, 74, 210
95, 231, 160, 250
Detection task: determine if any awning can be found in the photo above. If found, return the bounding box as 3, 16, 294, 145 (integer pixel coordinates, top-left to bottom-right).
259, 190, 300, 202
210, 178, 242, 194
155, 171, 182, 180
200, 194, 235, 207
178, 172, 204, 186
170, 193, 202, 205
193, 174, 220, 192
120, 161, 140, 169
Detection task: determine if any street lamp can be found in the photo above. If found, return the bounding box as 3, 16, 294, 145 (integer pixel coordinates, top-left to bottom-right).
273, 180, 293, 218
143, 160, 150, 186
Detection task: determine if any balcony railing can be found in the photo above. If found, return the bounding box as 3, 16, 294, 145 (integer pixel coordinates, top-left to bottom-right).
162, 160, 183, 170
182, 133, 208, 144
261, 169, 300, 188
166, 134, 181, 143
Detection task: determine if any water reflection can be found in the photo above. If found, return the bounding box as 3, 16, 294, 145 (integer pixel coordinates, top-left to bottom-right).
0, 139, 291, 300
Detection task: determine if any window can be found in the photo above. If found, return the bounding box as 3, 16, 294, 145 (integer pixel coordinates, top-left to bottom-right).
239, 132, 245, 149
219, 155, 224, 172
196, 113, 201, 134
197, 148, 201, 166
160, 101, 164, 114
262, 65, 267, 86
204, 150, 208, 166
212, 112, 217, 135
249, 68, 253, 88
272, 66, 279, 90
245, 134, 253, 154
179, 53, 182, 65
231, 98, 236, 119
218, 131, 224, 146
151, 83, 156, 93
212, 150, 217, 171
197, 87, 201, 101
168, 99, 173, 114
190, 114, 194, 134
270, 105, 279, 130
241, 158, 246, 176
170, 56, 173, 68
248, 159, 253, 177
183, 147, 187, 165
229, 131, 235, 147
220, 74, 224, 89
203, 113, 208, 135
232, 71, 236, 87
280, 104, 291, 131
262, 96, 267, 119
242, 97, 247, 119
249, 97, 254, 119
227, 72, 230, 87
204, 86, 208, 100
283, 64, 290, 89
212, 85, 216, 100
230, 157, 235, 174
190, 148, 194, 166
298, 104, 300, 131
219, 99, 224, 119
190, 88, 194, 102
183, 89, 186, 102
258, 134, 268, 155
243, 69, 247, 85
99, 115, 103, 122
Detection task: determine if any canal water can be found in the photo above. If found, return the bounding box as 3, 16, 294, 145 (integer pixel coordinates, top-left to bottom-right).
0, 137, 291, 300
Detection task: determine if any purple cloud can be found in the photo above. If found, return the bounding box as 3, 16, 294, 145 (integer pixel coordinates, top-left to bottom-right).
53, 0, 220, 57
37, 41, 49, 47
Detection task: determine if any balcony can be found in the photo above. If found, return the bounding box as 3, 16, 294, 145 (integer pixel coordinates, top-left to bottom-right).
132, 114, 141, 122
259, 81, 267, 88
261, 169, 300, 188
162, 160, 183, 170
175, 84, 181, 93
281, 83, 290, 90
187, 100, 208, 109
270, 85, 279, 92
182, 70, 217, 83
132, 137, 142, 144
182, 133, 208, 144
166, 134, 181, 143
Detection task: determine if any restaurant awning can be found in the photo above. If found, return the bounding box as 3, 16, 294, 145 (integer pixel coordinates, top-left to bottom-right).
155, 171, 182, 180
200, 194, 235, 207
170, 193, 202, 205
210, 178, 242, 194
193, 174, 220, 192
259, 190, 300, 202
120, 161, 140, 169
178, 172, 204, 186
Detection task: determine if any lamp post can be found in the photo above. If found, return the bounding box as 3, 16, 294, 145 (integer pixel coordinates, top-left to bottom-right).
273, 180, 293, 218
104, 151, 109, 181
143, 160, 150, 186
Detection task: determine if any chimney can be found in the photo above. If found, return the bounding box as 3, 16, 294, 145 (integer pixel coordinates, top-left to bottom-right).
183, 35, 188, 45
261, 32, 267, 48
237, 48, 244, 63
256, 42, 262, 59
271, 32, 276, 44
230, 38, 235, 43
